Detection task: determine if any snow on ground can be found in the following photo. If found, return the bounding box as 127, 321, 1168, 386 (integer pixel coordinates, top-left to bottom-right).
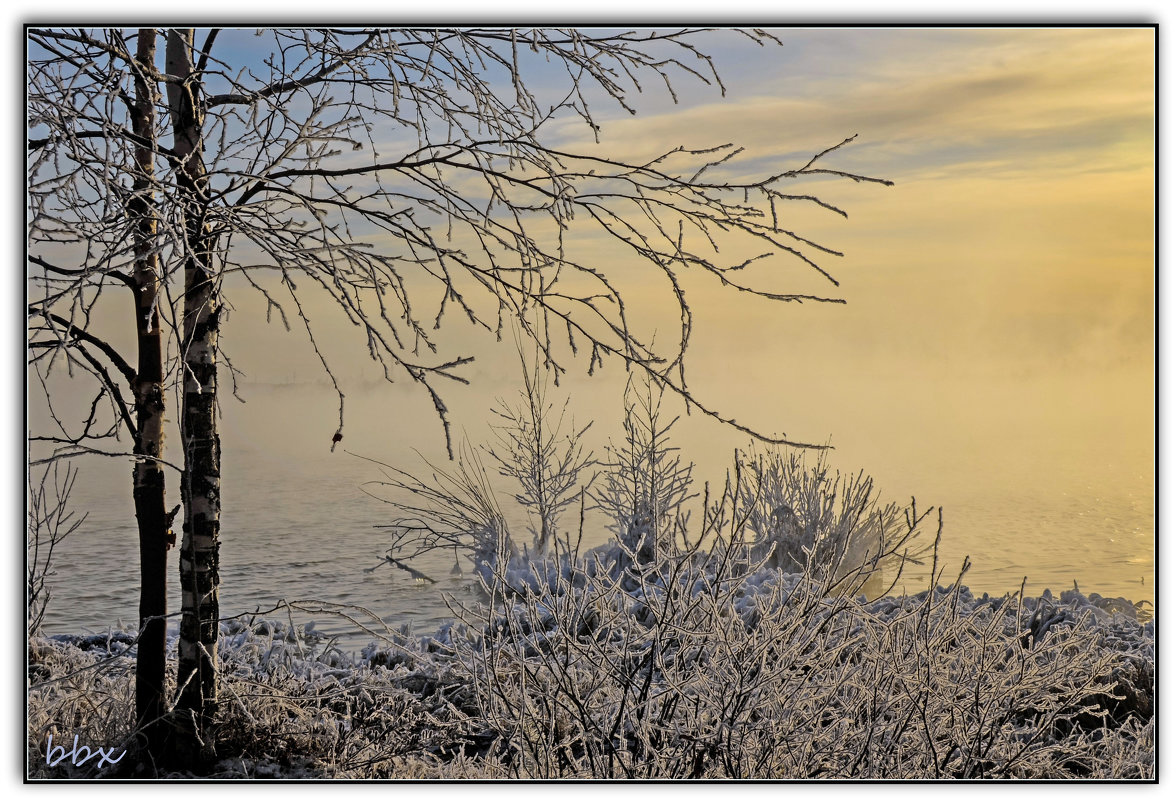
28, 542, 1154, 779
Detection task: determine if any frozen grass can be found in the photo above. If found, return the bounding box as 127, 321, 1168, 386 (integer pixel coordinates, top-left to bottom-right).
27, 549, 1154, 779
27, 619, 484, 778
437, 528, 1153, 779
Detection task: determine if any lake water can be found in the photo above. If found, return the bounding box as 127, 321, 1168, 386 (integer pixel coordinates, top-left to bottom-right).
36, 371, 1155, 653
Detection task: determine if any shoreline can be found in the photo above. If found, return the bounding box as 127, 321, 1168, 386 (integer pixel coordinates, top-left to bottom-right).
28, 567, 1155, 779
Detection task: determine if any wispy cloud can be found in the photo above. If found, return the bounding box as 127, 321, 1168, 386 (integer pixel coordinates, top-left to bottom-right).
550, 28, 1153, 185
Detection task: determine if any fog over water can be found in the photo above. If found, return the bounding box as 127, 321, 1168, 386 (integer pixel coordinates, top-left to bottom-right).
39, 342, 1153, 651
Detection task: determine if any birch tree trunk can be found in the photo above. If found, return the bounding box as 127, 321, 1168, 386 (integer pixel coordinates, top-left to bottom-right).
167, 28, 222, 754
129, 28, 172, 755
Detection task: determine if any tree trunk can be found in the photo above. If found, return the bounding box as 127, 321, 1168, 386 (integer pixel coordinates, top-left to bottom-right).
129, 27, 172, 759
167, 28, 221, 759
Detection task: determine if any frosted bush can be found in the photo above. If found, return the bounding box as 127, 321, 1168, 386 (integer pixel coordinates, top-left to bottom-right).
592, 375, 695, 565
484, 353, 595, 554
26, 558, 1153, 779
443, 535, 1153, 779
734, 448, 932, 597
357, 366, 1151, 779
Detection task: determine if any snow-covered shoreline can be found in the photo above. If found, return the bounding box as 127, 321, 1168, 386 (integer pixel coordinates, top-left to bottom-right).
28, 563, 1155, 779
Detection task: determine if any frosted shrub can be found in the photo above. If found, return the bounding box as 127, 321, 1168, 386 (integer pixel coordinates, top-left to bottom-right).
362, 441, 517, 578
29, 575, 1150, 779
27, 461, 86, 636
592, 375, 696, 566
347, 367, 1151, 779
364, 352, 592, 577
445, 529, 1152, 778
734, 449, 932, 597
483, 356, 595, 554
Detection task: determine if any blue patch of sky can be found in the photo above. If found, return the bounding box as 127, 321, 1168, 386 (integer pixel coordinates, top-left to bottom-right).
625, 28, 1000, 103
667, 107, 1148, 195
29, 27, 1150, 262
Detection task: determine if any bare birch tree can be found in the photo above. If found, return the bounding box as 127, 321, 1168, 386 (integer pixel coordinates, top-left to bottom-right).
27, 26, 889, 767
27, 27, 177, 759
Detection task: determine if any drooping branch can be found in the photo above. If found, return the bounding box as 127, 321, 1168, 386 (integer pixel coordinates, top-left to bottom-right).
29, 337, 138, 440
29, 446, 184, 473
29, 255, 137, 290
30, 309, 138, 385
215, 126, 876, 448
206, 30, 381, 108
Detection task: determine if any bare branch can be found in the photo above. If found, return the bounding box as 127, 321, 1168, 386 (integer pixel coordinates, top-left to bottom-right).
29, 254, 136, 290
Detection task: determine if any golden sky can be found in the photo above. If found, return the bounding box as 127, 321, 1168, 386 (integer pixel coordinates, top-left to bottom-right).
220, 27, 1153, 385
559, 27, 1154, 367
204, 28, 1153, 456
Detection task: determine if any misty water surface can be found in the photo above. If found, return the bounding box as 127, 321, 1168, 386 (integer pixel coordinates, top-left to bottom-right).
39, 362, 1154, 651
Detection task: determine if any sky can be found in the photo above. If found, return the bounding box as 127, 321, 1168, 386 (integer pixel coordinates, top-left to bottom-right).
199, 25, 1153, 385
